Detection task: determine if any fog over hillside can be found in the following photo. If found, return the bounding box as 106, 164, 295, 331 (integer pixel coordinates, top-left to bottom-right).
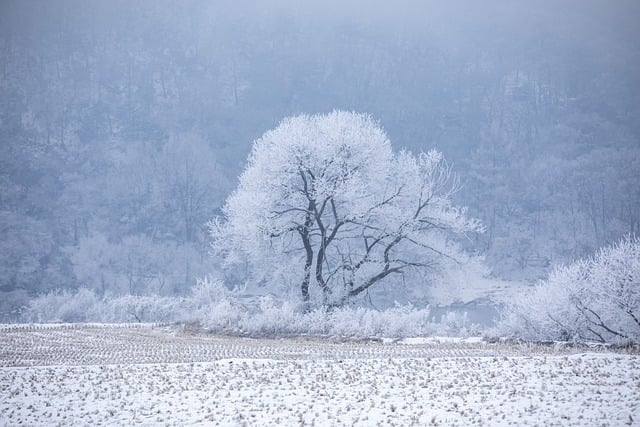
1, 0, 639, 315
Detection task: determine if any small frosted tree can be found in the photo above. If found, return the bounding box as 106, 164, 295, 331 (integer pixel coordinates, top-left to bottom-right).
500, 235, 640, 343
211, 111, 482, 307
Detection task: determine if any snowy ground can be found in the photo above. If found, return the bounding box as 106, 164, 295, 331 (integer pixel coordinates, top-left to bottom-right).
1, 324, 639, 426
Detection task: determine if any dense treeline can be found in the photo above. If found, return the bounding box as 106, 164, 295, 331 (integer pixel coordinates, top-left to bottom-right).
1, 1, 639, 312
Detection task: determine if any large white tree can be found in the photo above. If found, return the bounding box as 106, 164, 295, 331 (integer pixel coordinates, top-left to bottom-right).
211, 111, 482, 307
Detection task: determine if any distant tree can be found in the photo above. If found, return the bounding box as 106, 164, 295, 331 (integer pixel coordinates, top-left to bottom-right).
61, 133, 226, 297
211, 111, 482, 307
159, 134, 230, 243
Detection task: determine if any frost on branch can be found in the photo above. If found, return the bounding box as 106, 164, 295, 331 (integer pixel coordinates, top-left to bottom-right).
210, 111, 483, 308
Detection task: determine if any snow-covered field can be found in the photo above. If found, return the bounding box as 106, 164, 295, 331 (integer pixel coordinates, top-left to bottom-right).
1, 324, 638, 426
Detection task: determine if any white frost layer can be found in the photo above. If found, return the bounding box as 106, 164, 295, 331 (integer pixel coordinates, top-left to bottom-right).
2, 353, 638, 426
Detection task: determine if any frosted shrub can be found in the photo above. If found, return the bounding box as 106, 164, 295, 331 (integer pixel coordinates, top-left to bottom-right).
23, 288, 189, 324
587, 237, 640, 341
24, 288, 100, 323
101, 294, 189, 323
293, 307, 329, 335
327, 304, 430, 338
436, 311, 480, 336
22, 281, 482, 339
327, 307, 377, 337
190, 277, 245, 332
196, 298, 244, 333
189, 276, 233, 307
246, 297, 310, 335
498, 236, 640, 344
497, 263, 586, 341
195, 295, 479, 339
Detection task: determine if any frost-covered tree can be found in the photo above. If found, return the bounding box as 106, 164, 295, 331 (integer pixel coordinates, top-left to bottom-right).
499, 235, 640, 344
211, 111, 482, 307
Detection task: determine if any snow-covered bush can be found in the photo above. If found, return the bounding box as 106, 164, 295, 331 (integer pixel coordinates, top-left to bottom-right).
22, 288, 189, 324
497, 236, 640, 344
327, 304, 430, 337
24, 288, 101, 323
98, 294, 190, 323
195, 298, 479, 339
187, 277, 246, 332
22, 280, 481, 339
436, 311, 481, 336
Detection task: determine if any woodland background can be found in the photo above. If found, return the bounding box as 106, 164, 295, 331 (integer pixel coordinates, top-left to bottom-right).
1, 0, 639, 316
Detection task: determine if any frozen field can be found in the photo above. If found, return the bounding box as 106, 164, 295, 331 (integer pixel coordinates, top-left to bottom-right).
1, 324, 639, 426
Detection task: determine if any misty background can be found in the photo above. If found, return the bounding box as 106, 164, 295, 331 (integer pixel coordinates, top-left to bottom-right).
1, 0, 639, 317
